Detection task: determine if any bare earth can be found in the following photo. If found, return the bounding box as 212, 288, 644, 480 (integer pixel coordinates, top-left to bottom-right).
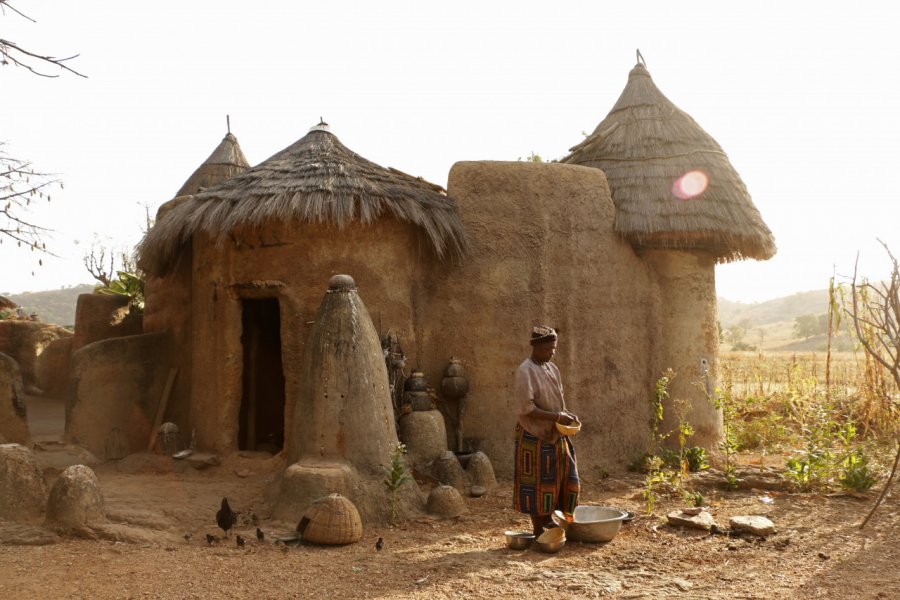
2, 448, 899, 600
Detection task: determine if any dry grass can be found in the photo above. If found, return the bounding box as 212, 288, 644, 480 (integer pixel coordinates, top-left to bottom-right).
719, 351, 899, 453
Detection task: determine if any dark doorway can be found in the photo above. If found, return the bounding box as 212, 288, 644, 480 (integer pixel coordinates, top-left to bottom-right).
240, 298, 285, 452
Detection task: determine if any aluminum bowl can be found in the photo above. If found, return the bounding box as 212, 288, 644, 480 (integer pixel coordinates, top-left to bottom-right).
536, 526, 566, 553
567, 506, 629, 543
504, 530, 535, 550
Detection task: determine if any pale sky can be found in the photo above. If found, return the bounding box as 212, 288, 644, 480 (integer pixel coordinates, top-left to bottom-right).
3, 1, 899, 303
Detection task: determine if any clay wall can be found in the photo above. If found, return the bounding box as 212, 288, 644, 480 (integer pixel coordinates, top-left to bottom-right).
67, 332, 173, 460
417, 161, 659, 477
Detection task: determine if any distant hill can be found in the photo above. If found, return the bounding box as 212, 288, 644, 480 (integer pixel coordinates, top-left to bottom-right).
718, 289, 830, 327
3, 284, 95, 326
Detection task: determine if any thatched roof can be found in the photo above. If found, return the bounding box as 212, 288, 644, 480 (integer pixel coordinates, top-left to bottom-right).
562, 62, 775, 262
138, 123, 469, 276
175, 132, 251, 197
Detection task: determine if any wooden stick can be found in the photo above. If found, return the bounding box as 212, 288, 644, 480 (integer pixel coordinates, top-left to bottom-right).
148, 367, 178, 452
860, 438, 900, 529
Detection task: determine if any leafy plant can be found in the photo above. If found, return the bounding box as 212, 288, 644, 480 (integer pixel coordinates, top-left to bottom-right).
94, 270, 145, 313
382, 443, 412, 524
684, 446, 709, 472
839, 450, 877, 493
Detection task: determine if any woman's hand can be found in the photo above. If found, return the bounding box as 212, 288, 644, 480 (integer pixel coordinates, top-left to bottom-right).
557, 411, 577, 425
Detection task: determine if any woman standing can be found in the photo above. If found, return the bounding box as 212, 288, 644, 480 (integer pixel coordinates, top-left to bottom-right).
513, 325, 580, 536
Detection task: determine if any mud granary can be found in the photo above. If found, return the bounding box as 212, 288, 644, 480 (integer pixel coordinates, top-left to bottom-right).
71, 61, 775, 479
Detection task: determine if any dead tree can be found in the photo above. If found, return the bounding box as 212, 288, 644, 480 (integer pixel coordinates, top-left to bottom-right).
847, 241, 900, 528
0, 145, 59, 257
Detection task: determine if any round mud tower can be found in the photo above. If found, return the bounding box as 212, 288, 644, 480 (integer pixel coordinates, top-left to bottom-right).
45, 464, 106, 530
398, 410, 447, 472
0, 443, 48, 522
465, 451, 497, 491
299, 494, 363, 545
426, 485, 467, 519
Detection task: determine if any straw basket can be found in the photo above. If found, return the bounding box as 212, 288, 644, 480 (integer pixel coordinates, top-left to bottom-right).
300, 494, 363, 545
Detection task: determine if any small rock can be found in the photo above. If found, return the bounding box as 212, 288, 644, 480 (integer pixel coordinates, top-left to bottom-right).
729, 515, 775, 537
45, 464, 106, 531
465, 452, 497, 491
186, 452, 220, 470
0, 444, 48, 522
667, 509, 717, 531
818, 551, 830, 560
470, 485, 487, 497
426, 484, 467, 519
433, 451, 467, 493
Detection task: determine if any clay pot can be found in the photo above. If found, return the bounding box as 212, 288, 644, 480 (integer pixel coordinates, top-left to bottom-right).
441, 376, 469, 400
444, 358, 467, 378
403, 371, 428, 392
404, 390, 432, 411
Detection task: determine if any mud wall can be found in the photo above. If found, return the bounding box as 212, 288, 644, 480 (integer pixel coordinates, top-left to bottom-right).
0, 352, 29, 444
417, 161, 658, 478
142, 246, 193, 432
67, 332, 173, 459
189, 219, 426, 455
0, 321, 72, 388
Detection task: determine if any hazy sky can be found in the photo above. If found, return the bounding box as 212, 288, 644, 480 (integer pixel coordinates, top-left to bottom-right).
3, 1, 899, 303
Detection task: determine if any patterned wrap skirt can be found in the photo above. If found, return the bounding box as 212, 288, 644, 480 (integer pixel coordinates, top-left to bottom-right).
513, 424, 580, 516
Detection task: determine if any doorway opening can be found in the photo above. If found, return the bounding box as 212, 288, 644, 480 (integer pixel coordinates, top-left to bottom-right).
239, 298, 285, 453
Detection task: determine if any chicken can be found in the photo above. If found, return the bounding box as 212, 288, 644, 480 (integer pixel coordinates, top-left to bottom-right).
236, 535, 246, 548
256, 527, 265, 542
375, 537, 383, 551
216, 497, 237, 538
206, 534, 216, 545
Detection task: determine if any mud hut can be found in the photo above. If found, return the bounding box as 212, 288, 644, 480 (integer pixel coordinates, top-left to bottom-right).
137, 122, 468, 458
561, 58, 776, 444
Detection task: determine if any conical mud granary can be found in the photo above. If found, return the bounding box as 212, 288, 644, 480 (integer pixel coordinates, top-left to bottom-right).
562, 57, 776, 443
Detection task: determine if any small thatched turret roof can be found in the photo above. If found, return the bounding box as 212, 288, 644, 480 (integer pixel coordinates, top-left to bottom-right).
175, 132, 251, 197
562, 61, 775, 262
139, 122, 469, 276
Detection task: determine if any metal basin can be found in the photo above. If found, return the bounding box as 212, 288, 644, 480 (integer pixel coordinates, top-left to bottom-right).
504, 530, 535, 550
567, 506, 629, 543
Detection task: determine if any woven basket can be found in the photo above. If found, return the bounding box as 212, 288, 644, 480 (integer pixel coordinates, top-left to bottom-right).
300, 494, 362, 545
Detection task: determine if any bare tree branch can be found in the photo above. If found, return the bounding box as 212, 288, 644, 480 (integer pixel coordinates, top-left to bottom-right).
0, 1, 86, 78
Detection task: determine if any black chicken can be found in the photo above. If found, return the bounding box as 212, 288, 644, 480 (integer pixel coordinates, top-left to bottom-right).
375, 537, 384, 551
216, 497, 237, 538
206, 533, 216, 545
256, 527, 265, 542
236, 535, 246, 548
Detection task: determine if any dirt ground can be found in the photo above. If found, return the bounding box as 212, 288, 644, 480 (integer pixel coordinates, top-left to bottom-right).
2, 446, 899, 600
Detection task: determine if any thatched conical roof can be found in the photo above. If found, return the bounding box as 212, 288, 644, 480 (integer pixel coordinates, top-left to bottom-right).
175, 132, 251, 197
562, 62, 775, 262
138, 123, 469, 276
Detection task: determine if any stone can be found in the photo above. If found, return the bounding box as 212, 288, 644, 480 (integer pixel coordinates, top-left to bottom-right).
729, 515, 775, 537
433, 451, 468, 493
464, 451, 497, 491
470, 485, 487, 497
426, 485, 467, 519
0, 444, 48, 522
398, 410, 447, 472
667, 509, 717, 531
45, 464, 106, 530
185, 452, 220, 470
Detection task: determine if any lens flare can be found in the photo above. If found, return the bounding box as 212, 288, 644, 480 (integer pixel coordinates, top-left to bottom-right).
672, 170, 709, 200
